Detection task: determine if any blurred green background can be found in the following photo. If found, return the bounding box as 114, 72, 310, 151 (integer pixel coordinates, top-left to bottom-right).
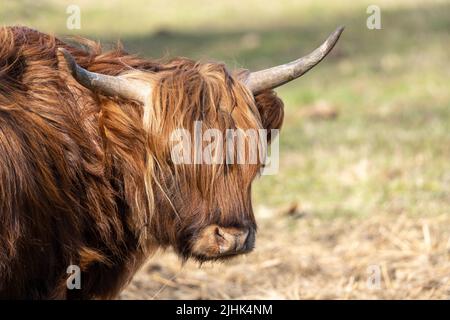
3, 0, 449, 218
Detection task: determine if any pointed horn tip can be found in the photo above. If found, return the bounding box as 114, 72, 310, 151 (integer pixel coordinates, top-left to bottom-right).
327, 26, 345, 45
333, 25, 345, 38
336, 25, 345, 33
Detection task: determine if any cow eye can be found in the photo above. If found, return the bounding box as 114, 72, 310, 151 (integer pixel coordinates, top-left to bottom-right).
214, 227, 225, 240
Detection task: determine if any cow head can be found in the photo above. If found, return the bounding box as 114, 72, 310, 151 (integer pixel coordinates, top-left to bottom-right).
58, 26, 343, 262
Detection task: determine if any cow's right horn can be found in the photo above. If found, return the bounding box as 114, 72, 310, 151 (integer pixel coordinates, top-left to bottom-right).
244, 26, 344, 94
57, 48, 151, 104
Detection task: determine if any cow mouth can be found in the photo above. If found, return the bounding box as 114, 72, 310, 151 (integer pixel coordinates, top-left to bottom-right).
183, 225, 256, 262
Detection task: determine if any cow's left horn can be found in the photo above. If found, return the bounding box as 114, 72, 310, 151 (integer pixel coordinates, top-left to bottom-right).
57, 48, 151, 103
245, 26, 344, 94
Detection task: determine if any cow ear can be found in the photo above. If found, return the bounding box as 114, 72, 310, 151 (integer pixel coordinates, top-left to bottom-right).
254, 90, 284, 143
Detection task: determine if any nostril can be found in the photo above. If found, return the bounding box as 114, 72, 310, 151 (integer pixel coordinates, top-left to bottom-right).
215, 226, 225, 240
236, 229, 250, 251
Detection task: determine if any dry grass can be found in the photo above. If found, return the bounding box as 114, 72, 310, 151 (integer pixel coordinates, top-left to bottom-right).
121, 209, 450, 299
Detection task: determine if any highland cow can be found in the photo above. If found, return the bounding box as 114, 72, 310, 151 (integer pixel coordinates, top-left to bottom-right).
0, 26, 343, 299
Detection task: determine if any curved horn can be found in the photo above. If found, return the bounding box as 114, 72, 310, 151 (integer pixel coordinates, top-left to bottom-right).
57, 48, 151, 103
245, 26, 344, 94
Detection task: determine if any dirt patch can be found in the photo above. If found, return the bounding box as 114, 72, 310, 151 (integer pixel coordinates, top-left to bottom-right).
121, 212, 450, 299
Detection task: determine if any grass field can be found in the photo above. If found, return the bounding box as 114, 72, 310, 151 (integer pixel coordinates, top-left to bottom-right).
3, 0, 449, 299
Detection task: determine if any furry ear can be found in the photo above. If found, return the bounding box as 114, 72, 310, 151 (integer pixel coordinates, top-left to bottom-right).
254, 90, 284, 143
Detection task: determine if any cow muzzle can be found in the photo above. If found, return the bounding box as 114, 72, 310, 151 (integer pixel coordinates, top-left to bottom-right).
190, 225, 255, 260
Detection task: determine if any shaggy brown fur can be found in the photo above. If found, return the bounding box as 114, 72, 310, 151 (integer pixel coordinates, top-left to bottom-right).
0, 26, 284, 299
